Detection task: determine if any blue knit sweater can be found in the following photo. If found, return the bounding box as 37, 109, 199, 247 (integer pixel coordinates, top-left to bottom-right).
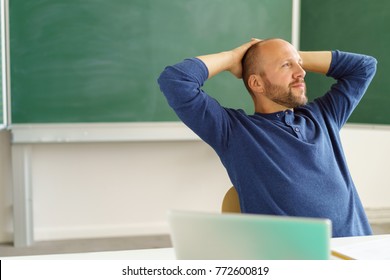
158, 51, 377, 237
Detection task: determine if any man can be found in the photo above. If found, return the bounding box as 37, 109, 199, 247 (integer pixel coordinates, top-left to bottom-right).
158, 38, 377, 237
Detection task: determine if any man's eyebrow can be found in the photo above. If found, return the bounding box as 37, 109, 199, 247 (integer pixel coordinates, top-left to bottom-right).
281, 57, 302, 64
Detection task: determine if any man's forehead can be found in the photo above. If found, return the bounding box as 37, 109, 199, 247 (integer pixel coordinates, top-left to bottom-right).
259, 40, 300, 62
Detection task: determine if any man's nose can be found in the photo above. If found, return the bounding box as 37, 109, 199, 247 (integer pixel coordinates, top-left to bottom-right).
293, 64, 306, 79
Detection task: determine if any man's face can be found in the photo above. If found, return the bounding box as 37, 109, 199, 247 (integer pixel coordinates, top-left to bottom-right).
259, 40, 307, 108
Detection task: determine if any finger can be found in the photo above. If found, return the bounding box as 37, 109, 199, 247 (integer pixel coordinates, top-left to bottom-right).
241, 38, 261, 49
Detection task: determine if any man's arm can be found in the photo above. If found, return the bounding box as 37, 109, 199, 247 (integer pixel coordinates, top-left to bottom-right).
305, 50, 377, 128
299, 51, 332, 74
197, 42, 333, 78
196, 39, 261, 79
157, 39, 260, 149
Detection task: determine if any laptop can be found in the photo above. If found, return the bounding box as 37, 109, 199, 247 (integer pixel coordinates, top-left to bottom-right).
168, 210, 331, 260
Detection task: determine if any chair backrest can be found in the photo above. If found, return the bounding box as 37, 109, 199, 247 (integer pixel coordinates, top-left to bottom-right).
221, 186, 241, 213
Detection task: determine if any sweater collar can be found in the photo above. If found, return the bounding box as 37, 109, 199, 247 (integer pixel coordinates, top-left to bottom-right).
255, 109, 294, 120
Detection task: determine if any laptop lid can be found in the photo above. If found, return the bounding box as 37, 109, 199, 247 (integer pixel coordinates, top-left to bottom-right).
168, 210, 331, 260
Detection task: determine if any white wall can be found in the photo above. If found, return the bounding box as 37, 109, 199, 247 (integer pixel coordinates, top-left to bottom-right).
0, 129, 13, 242
1, 124, 390, 243
21, 139, 231, 241
340, 125, 390, 223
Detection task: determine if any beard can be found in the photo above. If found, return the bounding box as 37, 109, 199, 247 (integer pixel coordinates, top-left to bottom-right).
262, 77, 308, 108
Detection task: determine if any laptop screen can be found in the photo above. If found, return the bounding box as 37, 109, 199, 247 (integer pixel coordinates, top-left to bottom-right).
168, 210, 331, 260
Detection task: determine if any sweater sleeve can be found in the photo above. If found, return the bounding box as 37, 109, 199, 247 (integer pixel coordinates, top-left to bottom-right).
314, 50, 377, 129
157, 58, 231, 149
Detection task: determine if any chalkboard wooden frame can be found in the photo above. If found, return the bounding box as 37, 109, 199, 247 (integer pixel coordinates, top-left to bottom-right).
1, 0, 10, 128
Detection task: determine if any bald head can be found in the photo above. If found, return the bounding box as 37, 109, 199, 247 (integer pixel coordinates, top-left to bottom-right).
241, 38, 296, 95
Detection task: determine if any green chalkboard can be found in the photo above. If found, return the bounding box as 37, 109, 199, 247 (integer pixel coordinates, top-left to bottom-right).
10, 0, 292, 123
301, 0, 390, 125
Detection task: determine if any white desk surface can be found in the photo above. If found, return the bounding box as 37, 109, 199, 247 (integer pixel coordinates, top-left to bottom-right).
2, 234, 390, 260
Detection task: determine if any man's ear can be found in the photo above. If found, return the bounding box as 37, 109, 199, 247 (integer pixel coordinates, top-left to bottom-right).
248, 74, 264, 94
